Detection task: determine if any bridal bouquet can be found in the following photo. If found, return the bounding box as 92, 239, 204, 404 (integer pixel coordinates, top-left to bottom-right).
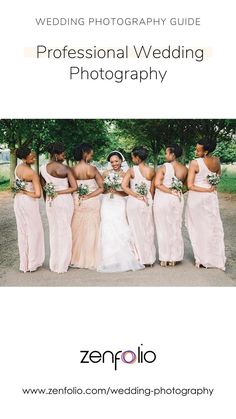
104, 172, 122, 198
170, 176, 183, 201
135, 182, 149, 206
43, 182, 57, 206
12, 179, 26, 197
207, 173, 221, 186
76, 184, 89, 205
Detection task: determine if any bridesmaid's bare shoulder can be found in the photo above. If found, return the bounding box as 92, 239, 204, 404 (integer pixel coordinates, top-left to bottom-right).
154, 164, 165, 180
178, 161, 188, 174
211, 155, 221, 165
157, 164, 166, 173
60, 163, 72, 175
206, 155, 221, 173
17, 164, 36, 181
119, 170, 126, 178
88, 164, 99, 177
147, 165, 155, 179
189, 159, 199, 170
214, 156, 221, 172
208, 155, 220, 161
71, 165, 77, 177
31, 170, 40, 182
126, 167, 134, 178
176, 162, 188, 180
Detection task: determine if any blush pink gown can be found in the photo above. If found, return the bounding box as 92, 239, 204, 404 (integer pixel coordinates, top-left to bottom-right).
126, 166, 156, 265
71, 179, 101, 269
185, 158, 226, 270
40, 164, 74, 273
13, 168, 45, 272
153, 162, 184, 263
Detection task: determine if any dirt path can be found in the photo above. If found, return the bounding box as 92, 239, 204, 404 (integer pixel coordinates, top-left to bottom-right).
0, 192, 235, 286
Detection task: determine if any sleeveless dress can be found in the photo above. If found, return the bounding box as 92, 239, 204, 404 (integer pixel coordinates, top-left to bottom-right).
153, 162, 184, 263
40, 164, 74, 273
185, 158, 226, 270
97, 173, 144, 273
71, 179, 101, 269
126, 165, 156, 265
13, 167, 45, 272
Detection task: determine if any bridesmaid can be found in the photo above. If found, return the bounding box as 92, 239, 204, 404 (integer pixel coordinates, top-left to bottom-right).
153, 144, 188, 267
13, 146, 45, 272
185, 139, 226, 270
71, 143, 104, 269
40, 143, 77, 273
122, 147, 156, 266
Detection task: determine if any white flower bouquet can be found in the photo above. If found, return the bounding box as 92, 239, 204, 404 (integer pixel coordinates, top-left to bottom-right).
43, 182, 57, 206
135, 182, 149, 206
207, 173, 221, 186
76, 184, 90, 205
104, 172, 122, 198
170, 176, 183, 201
12, 179, 27, 197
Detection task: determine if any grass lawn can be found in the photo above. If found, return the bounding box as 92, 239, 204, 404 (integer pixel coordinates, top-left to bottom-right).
0, 180, 10, 192
218, 171, 236, 194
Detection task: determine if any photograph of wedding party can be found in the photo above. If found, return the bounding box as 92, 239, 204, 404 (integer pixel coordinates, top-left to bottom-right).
0, 119, 235, 286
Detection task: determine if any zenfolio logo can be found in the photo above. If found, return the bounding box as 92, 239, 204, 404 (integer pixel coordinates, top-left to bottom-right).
80, 344, 157, 370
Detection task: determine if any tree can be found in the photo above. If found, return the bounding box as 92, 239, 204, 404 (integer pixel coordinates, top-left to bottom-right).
0, 119, 110, 184
1, 119, 236, 185
114, 119, 236, 165
0, 119, 47, 184
114, 119, 171, 166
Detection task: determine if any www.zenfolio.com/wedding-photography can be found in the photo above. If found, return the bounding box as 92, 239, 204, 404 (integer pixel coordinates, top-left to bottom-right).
0, 119, 235, 286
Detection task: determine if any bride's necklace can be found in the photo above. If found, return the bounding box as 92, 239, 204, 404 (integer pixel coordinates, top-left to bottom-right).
111, 169, 122, 175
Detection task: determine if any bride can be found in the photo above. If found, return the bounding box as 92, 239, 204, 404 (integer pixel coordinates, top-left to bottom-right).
97, 151, 144, 273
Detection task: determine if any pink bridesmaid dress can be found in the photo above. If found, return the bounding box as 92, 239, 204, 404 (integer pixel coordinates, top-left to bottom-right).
153, 163, 184, 263
126, 166, 156, 265
185, 158, 226, 270
71, 179, 101, 269
40, 164, 74, 273
13, 168, 45, 272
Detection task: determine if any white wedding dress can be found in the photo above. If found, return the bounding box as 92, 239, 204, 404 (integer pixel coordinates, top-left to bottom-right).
97, 192, 144, 273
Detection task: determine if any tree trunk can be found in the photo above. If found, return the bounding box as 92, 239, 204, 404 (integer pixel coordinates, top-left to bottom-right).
10, 147, 17, 185
34, 150, 40, 174
181, 144, 187, 164
153, 154, 158, 169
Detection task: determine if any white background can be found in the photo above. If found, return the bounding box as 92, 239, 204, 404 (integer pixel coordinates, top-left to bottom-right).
0, 0, 235, 118
0, 1, 236, 418
0, 288, 236, 419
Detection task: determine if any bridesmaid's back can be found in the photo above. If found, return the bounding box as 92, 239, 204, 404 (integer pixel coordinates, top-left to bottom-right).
171, 161, 188, 182
46, 161, 69, 178
16, 164, 35, 182
199, 156, 220, 174
72, 162, 97, 180
136, 164, 155, 181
